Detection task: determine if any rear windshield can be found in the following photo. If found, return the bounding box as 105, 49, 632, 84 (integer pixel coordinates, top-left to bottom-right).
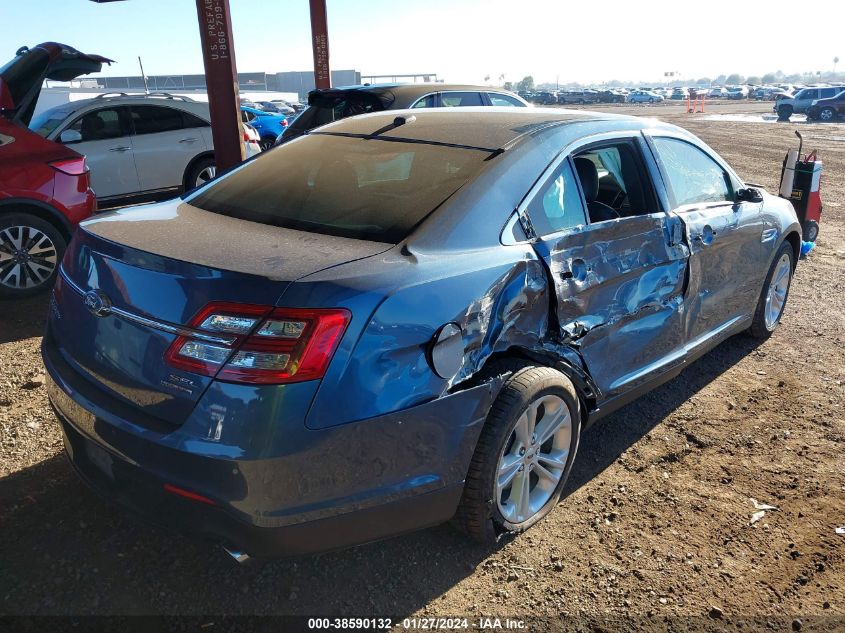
188, 133, 491, 243
289, 93, 385, 133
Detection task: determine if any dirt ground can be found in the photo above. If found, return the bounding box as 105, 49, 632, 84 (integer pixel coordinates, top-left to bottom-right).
1, 101, 843, 627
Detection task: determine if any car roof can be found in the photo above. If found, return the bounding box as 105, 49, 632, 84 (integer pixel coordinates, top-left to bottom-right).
44, 94, 207, 112
310, 83, 525, 108
309, 106, 647, 151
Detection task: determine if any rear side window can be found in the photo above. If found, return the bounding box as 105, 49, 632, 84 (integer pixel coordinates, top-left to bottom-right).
487, 93, 524, 107
188, 134, 491, 243
412, 94, 437, 108
440, 92, 484, 107
652, 137, 732, 207
527, 159, 587, 235
130, 105, 187, 135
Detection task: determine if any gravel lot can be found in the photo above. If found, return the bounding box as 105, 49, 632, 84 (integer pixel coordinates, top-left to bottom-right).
1, 101, 843, 624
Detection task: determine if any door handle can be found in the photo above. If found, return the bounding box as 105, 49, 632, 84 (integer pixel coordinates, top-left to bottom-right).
109, 146, 131, 152
178, 137, 198, 143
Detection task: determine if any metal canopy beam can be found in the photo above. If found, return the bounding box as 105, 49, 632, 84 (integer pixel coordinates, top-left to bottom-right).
89, 0, 333, 170
195, 0, 244, 172
309, 0, 331, 90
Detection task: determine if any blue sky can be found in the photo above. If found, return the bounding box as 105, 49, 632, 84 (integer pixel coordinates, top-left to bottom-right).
0, 0, 840, 84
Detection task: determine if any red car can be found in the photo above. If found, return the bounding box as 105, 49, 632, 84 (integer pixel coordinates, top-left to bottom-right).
0, 42, 110, 297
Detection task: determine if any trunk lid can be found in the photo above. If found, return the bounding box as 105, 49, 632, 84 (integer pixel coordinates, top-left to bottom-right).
49, 199, 390, 425
0, 42, 112, 125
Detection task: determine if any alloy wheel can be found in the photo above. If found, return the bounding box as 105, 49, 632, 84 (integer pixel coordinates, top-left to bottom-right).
0, 225, 58, 290
195, 165, 217, 188
495, 394, 572, 524
764, 253, 791, 330
819, 108, 835, 122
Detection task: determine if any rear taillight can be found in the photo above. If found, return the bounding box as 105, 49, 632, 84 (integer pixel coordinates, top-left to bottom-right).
164, 302, 350, 384
49, 157, 88, 176
281, 119, 288, 127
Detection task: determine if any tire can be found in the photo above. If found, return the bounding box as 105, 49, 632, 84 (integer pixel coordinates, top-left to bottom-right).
649, 97, 655, 103
819, 107, 837, 122
777, 105, 793, 121
749, 242, 794, 339
185, 157, 217, 191
803, 220, 819, 243
259, 136, 275, 151
0, 213, 66, 298
454, 363, 581, 543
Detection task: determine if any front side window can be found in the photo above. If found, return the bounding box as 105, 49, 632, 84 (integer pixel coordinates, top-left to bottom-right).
130, 105, 186, 135
652, 137, 732, 207
440, 92, 484, 107
67, 107, 126, 141
526, 159, 586, 235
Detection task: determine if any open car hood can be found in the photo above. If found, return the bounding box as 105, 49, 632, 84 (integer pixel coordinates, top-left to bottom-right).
0, 42, 112, 125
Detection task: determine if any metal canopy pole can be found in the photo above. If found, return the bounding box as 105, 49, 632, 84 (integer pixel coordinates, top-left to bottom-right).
309, 0, 331, 90
195, 0, 244, 171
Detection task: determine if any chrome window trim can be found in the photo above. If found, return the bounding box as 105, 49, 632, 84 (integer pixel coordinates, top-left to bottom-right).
58, 266, 238, 346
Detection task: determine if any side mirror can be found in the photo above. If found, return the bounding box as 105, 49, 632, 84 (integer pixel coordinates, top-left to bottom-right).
59, 129, 82, 144
736, 187, 763, 203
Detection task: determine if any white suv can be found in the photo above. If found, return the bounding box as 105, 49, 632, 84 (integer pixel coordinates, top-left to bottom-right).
28, 93, 261, 206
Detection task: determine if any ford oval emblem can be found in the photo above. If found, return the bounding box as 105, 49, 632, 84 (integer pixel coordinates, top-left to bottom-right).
83, 289, 112, 317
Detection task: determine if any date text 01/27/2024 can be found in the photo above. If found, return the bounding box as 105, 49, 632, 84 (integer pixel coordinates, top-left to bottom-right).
307, 617, 527, 630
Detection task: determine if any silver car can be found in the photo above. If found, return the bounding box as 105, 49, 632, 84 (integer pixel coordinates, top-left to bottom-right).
29, 93, 261, 205
776, 86, 845, 119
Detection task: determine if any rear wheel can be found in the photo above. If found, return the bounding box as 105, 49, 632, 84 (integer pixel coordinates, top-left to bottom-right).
803, 220, 819, 243
186, 158, 217, 191
777, 104, 793, 121
259, 136, 275, 151
0, 213, 66, 298
749, 242, 794, 339
819, 107, 837, 122
454, 364, 581, 543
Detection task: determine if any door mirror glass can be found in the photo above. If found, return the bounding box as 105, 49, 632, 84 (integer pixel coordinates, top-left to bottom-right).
59, 129, 83, 144
735, 187, 763, 203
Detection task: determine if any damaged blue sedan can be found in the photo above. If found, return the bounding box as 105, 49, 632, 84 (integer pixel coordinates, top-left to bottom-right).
43, 108, 801, 558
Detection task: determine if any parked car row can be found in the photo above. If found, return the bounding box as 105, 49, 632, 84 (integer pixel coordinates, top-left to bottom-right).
0, 43, 267, 296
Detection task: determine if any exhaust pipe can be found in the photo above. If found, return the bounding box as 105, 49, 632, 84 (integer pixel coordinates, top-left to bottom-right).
223, 546, 250, 564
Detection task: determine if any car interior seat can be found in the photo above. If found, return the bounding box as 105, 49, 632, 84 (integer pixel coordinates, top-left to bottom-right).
573, 156, 620, 222
80, 115, 105, 141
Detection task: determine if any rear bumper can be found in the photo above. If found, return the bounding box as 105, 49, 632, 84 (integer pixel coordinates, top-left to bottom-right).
43, 340, 497, 557
57, 414, 463, 558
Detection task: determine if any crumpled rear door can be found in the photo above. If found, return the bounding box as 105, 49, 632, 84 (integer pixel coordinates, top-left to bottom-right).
534, 212, 690, 400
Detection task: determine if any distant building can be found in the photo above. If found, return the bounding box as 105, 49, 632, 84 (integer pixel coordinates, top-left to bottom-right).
94, 70, 362, 99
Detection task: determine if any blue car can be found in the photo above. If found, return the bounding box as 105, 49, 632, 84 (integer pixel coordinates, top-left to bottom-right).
44, 108, 801, 560
240, 105, 287, 150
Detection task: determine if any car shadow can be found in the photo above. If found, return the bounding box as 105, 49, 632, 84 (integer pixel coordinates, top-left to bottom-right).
0, 335, 762, 617
0, 293, 49, 344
